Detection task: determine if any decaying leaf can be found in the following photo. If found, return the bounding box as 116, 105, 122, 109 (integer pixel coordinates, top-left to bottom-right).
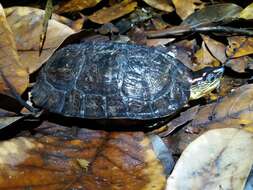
165, 83, 253, 154
226, 36, 253, 58
166, 128, 253, 190
172, 0, 204, 20
194, 41, 220, 70
0, 4, 29, 96
201, 35, 226, 63
0, 116, 23, 130
0, 108, 23, 130
240, 2, 253, 20
166, 39, 197, 70
88, 0, 137, 24
55, 0, 102, 13
226, 56, 253, 73
5, 6, 75, 74
189, 84, 253, 129
182, 3, 242, 27
0, 122, 166, 190
143, 0, 173, 13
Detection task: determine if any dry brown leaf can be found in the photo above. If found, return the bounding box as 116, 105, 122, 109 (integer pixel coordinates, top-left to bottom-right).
0, 4, 29, 96
0, 122, 166, 190
226, 36, 253, 58
164, 83, 252, 154
143, 0, 173, 13
201, 35, 227, 63
55, 0, 102, 14
166, 39, 197, 70
193, 41, 220, 71
172, 0, 204, 20
226, 56, 253, 73
189, 84, 253, 129
166, 128, 253, 190
52, 14, 86, 31
88, 0, 137, 24
240, 2, 253, 20
4, 6, 75, 74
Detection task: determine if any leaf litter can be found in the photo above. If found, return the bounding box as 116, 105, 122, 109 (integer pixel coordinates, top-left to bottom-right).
0, 1, 253, 190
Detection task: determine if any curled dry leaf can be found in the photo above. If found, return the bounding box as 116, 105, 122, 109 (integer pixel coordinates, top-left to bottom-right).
172, 0, 204, 20
143, 0, 173, 13
226, 36, 253, 58
55, 0, 102, 14
4, 6, 75, 74
88, 0, 137, 24
166, 128, 253, 190
240, 2, 253, 20
0, 122, 166, 190
0, 4, 29, 96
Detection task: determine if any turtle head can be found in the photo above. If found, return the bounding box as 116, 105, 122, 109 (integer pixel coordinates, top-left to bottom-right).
190, 67, 224, 100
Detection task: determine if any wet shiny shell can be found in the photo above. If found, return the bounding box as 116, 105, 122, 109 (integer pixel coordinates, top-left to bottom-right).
31, 42, 192, 120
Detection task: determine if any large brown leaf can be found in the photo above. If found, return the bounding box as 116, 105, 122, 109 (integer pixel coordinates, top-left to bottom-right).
4, 6, 75, 74
182, 3, 242, 27
0, 122, 166, 190
166, 128, 253, 190
165, 84, 253, 154
0, 4, 29, 96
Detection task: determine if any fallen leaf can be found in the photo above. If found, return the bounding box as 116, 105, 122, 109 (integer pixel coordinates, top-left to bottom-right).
167, 39, 197, 69
226, 36, 253, 58
88, 0, 137, 24
182, 3, 242, 27
0, 122, 166, 190
52, 14, 86, 31
143, 0, 173, 13
0, 108, 16, 117
55, 0, 102, 13
194, 41, 220, 70
166, 128, 253, 190
188, 84, 253, 129
201, 35, 227, 63
5, 6, 75, 74
164, 83, 252, 154
240, 2, 253, 20
0, 4, 29, 96
0, 116, 23, 130
160, 105, 200, 137
172, 0, 204, 20
226, 56, 253, 73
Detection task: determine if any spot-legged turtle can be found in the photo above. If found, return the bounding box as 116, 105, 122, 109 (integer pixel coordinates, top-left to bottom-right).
31, 42, 223, 126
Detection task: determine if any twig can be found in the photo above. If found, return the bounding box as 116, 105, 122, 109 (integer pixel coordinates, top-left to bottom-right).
146, 26, 253, 38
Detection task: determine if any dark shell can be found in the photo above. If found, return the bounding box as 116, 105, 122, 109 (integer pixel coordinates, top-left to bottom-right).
31, 42, 192, 120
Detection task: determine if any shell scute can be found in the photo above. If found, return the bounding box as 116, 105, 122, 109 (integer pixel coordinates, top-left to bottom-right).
32, 42, 192, 119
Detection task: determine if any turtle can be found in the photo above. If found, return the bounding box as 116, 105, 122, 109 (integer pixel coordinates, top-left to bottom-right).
31, 41, 223, 126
